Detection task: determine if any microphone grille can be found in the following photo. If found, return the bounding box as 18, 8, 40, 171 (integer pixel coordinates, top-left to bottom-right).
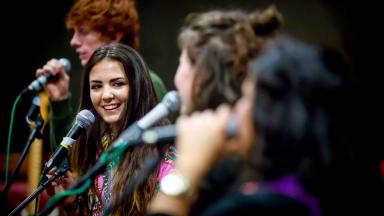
161, 91, 181, 113
76, 109, 95, 129
59, 58, 72, 72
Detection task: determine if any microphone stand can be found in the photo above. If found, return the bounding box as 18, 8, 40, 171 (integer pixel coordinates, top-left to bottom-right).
1, 114, 44, 206
37, 156, 109, 216
8, 160, 70, 216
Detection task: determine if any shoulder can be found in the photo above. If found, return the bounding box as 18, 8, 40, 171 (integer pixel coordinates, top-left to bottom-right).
200, 191, 312, 216
148, 69, 164, 83
148, 69, 167, 100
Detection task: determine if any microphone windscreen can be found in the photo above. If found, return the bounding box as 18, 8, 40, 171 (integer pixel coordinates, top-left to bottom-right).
162, 91, 181, 113
59, 58, 71, 72
76, 109, 95, 129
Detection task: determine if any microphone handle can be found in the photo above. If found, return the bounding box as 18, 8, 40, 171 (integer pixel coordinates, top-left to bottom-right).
28, 72, 54, 91
41, 125, 84, 176
65, 125, 85, 146
142, 118, 237, 145
137, 104, 168, 129
41, 146, 68, 176
142, 125, 175, 145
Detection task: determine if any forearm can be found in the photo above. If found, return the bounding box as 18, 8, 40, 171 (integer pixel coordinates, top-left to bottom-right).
149, 193, 191, 216
148, 162, 208, 216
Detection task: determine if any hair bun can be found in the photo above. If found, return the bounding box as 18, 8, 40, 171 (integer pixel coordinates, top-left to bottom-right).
249, 5, 283, 37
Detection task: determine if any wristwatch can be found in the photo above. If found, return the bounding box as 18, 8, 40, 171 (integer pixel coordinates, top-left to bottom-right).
160, 169, 190, 197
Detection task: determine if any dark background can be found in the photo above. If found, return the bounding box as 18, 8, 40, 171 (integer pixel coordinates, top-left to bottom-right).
0, 0, 381, 209
0, 0, 379, 150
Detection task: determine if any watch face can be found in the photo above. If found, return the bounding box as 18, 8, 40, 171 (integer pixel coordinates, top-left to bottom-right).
160, 171, 189, 196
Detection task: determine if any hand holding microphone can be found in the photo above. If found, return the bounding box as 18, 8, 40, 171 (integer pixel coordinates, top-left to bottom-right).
177, 97, 253, 159
33, 58, 71, 100
177, 105, 235, 167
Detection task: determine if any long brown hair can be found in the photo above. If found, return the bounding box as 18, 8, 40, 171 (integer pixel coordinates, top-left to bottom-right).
178, 5, 283, 114
70, 43, 158, 215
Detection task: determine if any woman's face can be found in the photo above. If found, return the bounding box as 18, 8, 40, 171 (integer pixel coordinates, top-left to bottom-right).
174, 49, 195, 115
70, 26, 109, 66
89, 59, 129, 132
233, 77, 256, 157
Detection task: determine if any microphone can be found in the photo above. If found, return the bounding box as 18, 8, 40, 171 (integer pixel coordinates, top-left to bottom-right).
41, 109, 95, 175
28, 58, 71, 92
141, 117, 237, 145
141, 124, 177, 145
111, 91, 181, 148
137, 90, 181, 129
25, 95, 40, 124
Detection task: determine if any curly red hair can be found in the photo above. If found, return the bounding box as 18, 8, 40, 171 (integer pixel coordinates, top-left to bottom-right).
66, 0, 140, 49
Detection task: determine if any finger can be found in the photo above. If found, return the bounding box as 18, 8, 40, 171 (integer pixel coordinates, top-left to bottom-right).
36, 68, 46, 77
56, 177, 64, 186
48, 59, 64, 73
195, 109, 213, 117
51, 181, 59, 187
216, 105, 233, 132
62, 177, 74, 186
47, 167, 57, 175
216, 104, 231, 116
42, 65, 55, 74
175, 115, 188, 124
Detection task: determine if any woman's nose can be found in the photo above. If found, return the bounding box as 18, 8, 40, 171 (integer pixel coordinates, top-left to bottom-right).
101, 87, 114, 101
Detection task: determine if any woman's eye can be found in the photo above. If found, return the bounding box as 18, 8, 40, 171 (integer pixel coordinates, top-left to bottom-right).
90, 85, 101, 90
113, 81, 126, 87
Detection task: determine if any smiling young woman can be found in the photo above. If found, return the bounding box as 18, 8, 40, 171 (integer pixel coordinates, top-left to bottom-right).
45, 43, 175, 215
